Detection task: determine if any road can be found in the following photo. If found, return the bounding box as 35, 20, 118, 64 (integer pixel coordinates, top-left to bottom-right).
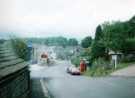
30, 60, 135, 98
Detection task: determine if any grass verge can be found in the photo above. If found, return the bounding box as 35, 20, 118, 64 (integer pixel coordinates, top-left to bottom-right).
84, 62, 135, 77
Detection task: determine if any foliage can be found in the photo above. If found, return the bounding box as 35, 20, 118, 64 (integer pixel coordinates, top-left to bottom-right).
121, 55, 135, 62
0, 39, 5, 44
123, 38, 135, 53
81, 36, 92, 48
128, 16, 135, 38
91, 41, 106, 60
84, 66, 113, 77
91, 25, 106, 61
84, 57, 113, 76
80, 47, 91, 57
11, 38, 29, 61
92, 57, 110, 68
71, 56, 80, 67
91, 20, 135, 61
26, 36, 78, 47
71, 47, 92, 67
84, 62, 135, 77
95, 25, 103, 41
68, 38, 78, 46
83, 16, 135, 76
56, 37, 68, 48
101, 21, 135, 53
102, 21, 129, 51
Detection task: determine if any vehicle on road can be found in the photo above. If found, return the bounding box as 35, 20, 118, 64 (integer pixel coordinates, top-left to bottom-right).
66, 66, 81, 75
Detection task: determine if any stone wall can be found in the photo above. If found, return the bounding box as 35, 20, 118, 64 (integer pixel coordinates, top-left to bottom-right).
0, 67, 30, 98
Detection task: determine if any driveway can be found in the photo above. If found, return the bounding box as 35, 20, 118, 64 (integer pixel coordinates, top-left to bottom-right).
30, 61, 135, 98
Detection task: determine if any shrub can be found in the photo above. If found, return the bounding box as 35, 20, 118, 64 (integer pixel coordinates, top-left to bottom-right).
92, 57, 110, 68
91, 41, 106, 61
124, 38, 135, 53
84, 58, 113, 76
71, 56, 80, 67
121, 54, 135, 62
81, 36, 92, 48
11, 38, 29, 61
84, 65, 114, 77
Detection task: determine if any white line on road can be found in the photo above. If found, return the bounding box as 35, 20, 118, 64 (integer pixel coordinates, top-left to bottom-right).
40, 79, 51, 98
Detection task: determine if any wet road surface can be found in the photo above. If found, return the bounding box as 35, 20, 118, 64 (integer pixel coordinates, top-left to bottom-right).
30, 61, 135, 98
31, 78, 47, 98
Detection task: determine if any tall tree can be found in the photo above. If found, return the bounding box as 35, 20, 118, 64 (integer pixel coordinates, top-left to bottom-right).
81, 36, 92, 48
102, 21, 127, 51
91, 41, 106, 60
95, 25, 103, 41
91, 25, 105, 61
128, 16, 135, 38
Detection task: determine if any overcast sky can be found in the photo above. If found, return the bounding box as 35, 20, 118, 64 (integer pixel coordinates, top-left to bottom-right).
0, 0, 135, 39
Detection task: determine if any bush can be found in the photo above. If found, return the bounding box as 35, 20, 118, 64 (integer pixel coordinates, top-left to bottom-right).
124, 38, 135, 53
84, 58, 113, 76
121, 54, 135, 62
71, 56, 80, 67
93, 58, 110, 68
0, 39, 5, 44
80, 47, 91, 56
11, 39, 29, 61
84, 65, 114, 77
91, 41, 106, 61
81, 36, 92, 48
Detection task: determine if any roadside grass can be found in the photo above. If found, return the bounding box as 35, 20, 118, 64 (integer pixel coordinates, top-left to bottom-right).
83, 67, 114, 77
84, 62, 135, 77
116, 62, 135, 69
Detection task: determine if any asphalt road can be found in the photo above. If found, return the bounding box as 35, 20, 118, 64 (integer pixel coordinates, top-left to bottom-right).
30, 60, 135, 98
31, 78, 47, 98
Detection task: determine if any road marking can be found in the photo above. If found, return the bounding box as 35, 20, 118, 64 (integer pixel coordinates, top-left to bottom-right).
40, 79, 51, 98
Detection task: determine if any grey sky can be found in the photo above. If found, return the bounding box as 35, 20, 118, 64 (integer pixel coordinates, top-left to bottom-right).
0, 0, 135, 39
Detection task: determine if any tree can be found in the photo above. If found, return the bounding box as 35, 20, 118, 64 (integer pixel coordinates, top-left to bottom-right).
90, 25, 106, 60
128, 16, 135, 38
68, 38, 78, 46
91, 16, 135, 62
123, 38, 135, 53
81, 36, 92, 48
56, 37, 68, 47
11, 38, 29, 61
91, 41, 106, 60
95, 25, 103, 41
102, 21, 128, 51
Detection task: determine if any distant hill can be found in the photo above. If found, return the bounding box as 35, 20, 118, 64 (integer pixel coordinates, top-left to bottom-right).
0, 32, 13, 39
